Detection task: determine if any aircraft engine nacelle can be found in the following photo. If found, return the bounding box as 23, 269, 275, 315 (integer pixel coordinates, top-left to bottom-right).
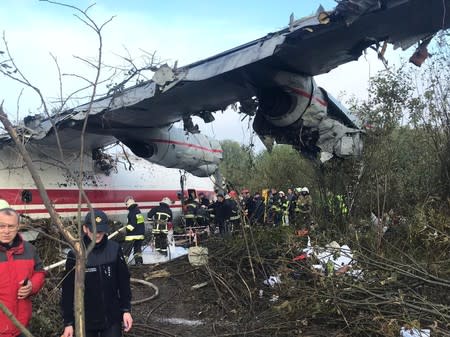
117, 127, 222, 177
253, 71, 363, 161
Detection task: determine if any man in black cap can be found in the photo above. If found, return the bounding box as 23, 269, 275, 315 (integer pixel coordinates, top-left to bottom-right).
61, 209, 133, 337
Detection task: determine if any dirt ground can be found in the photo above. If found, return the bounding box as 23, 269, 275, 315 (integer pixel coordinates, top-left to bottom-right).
128, 255, 235, 337
31, 231, 322, 337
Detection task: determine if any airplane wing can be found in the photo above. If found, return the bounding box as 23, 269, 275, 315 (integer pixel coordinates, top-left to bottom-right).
1, 0, 449, 174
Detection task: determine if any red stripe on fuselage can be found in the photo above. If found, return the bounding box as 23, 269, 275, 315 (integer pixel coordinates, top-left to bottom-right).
18, 204, 182, 214
1, 188, 213, 208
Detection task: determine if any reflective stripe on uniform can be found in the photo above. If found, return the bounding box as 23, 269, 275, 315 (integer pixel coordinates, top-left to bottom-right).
125, 235, 145, 241
136, 213, 145, 224
126, 224, 135, 231
152, 222, 168, 234
156, 212, 170, 221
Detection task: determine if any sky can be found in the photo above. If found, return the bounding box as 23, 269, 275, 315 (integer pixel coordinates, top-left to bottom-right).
0, 0, 403, 150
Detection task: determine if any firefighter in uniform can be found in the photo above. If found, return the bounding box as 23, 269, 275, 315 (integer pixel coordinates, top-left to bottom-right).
271, 191, 284, 226
267, 188, 280, 226
184, 196, 199, 227
227, 191, 241, 232
296, 187, 313, 231
198, 192, 210, 207
279, 191, 290, 226
123, 197, 146, 265
147, 197, 173, 253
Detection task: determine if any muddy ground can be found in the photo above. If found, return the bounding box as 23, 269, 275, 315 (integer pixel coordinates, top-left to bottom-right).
32, 232, 342, 337
127, 251, 334, 337
129, 257, 221, 337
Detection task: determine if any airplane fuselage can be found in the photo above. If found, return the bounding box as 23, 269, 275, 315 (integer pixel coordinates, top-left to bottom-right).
0, 144, 215, 223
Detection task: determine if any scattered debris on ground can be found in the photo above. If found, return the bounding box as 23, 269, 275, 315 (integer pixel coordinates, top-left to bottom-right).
28, 215, 450, 336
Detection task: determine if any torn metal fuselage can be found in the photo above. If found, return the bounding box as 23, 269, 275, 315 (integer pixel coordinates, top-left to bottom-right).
253, 71, 363, 161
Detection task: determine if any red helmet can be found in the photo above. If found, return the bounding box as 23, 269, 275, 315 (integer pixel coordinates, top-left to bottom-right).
229, 190, 238, 198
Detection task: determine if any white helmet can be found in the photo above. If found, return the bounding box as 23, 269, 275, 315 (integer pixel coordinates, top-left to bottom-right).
125, 196, 136, 208
278, 191, 285, 196
301, 187, 309, 194
161, 197, 172, 205
0, 199, 10, 209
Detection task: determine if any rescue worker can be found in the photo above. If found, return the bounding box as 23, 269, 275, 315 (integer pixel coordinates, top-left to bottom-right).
196, 192, 210, 227
296, 187, 313, 231
184, 195, 199, 227
249, 192, 265, 225
123, 196, 146, 265
269, 191, 283, 226
287, 187, 297, 224
147, 197, 173, 253
207, 200, 217, 233
292, 187, 303, 225
336, 194, 348, 217
196, 205, 210, 227
210, 193, 231, 236
267, 187, 280, 225
198, 192, 210, 207
241, 189, 253, 217
326, 192, 348, 218
294, 187, 302, 200
226, 191, 241, 232
279, 191, 290, 226
0, 200, 46, 337
62, 209, 133, 337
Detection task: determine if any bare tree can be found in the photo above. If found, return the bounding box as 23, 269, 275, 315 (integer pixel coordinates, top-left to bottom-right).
0, 2, 115, 336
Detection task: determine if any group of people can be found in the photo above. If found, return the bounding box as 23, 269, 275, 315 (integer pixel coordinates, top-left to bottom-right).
178, 186, 314, 236
181, 191, 245, 236
265, 187, 313, 228
122, 196, 173, 264
0, 199, 132, 337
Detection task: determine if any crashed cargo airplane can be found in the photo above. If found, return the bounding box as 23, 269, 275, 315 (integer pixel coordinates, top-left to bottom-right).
2, 0, 450, 169
1, 0, 449, 176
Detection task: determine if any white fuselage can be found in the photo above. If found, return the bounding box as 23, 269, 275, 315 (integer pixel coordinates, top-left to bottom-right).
0, 144, 215, 223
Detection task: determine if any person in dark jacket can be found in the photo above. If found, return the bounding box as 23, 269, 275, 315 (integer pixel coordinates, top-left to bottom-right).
249, 192, 265, 225
211, 193, 232, 236
241, 189, 254, 218
0, 200, 45, 337
123, 197, 146, 265
62, 209, 133, 337
226, 191, 241, 232
183, 196, 199, 227
198, 192, 210, 207
147, 197, 173, 253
